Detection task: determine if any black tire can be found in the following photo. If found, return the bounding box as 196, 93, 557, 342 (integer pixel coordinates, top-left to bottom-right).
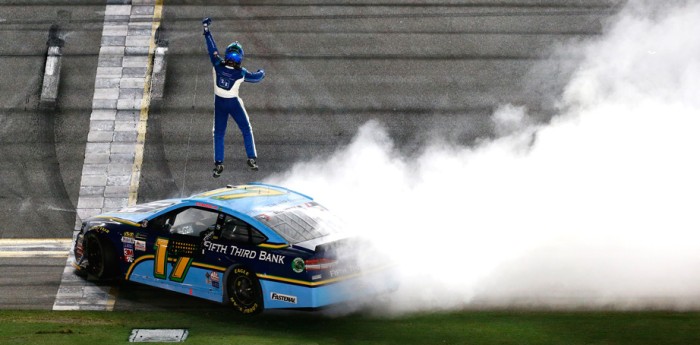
84, 233, 117, 280
227, 266, 263, 315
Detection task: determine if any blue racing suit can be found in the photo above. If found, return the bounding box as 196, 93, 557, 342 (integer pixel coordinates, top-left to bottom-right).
204, 30, 265, 164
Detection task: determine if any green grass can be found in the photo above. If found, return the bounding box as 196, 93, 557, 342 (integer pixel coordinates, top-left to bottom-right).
1, 309, 699, 344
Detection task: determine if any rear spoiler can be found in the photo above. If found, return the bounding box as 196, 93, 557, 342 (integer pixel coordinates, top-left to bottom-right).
314, 237, 365, 253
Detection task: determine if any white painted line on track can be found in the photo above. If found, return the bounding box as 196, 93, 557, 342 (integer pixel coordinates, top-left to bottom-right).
53, 0, 164, 312
0, 239, 71, 258
0, 252, 69, 258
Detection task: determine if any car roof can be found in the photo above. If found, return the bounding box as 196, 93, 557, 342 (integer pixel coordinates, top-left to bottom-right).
186, 183, 313, 216
92, 183, 320, 246
96, 183, 313, 223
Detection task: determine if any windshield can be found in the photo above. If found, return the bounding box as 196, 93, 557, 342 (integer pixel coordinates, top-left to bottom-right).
116, 200, 178, 214
255, 202, 342, 244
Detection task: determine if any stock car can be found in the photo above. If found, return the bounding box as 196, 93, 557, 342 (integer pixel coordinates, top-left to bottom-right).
73, 183, 393, 314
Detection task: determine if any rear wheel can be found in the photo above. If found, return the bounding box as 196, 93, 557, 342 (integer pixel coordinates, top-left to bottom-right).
85, 233, 117, 280
227, 266, 263, 315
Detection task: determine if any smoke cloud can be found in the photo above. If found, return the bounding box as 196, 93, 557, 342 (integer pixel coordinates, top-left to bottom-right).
266, 0, 700, 314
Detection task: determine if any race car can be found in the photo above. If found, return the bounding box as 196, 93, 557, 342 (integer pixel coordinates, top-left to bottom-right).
73, 183, 394, 314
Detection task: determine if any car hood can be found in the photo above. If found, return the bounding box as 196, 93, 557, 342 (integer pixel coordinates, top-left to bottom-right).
90, 199, 181, 224
91, 212, 147, 224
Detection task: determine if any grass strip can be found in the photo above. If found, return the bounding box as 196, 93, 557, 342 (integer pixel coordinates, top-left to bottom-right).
1, 310, 699, 344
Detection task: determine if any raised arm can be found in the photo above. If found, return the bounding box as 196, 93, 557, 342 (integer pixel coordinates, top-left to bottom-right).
202, 17, 221, 66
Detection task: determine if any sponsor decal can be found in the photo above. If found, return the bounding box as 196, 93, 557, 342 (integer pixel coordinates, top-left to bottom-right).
311, 274, 322, 281
196, 202, 219, 210
135, 240, 146, 251
204, 272, 221, 287
203, 240, 230, 255
210, 271, 220, 288
123, 231, 135, 238
91, 226, 110, 234
202, 241, 286, 265
232, 247, 257, 259
329, 265, 361, 278
270, 292, 297, 304
291, 257, 305, 273
259, 250, 285, 264
124, 248, 134, 263
121, 236, 135, 244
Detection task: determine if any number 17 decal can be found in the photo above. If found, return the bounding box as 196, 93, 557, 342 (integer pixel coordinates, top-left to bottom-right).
154, 237, 193, 283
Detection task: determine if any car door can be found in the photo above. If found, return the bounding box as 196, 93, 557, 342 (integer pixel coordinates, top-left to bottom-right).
130, 206, 219, 296
159, 207, 218, 282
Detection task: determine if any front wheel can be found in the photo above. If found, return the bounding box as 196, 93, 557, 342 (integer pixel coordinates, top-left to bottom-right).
227, 266, 263, 315
84, 233, 117, 280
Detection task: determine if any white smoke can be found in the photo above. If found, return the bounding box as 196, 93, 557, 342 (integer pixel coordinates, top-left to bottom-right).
266, 0, 700, 314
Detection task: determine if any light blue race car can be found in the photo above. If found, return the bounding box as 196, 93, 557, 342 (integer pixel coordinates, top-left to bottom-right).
73, 183, 395, 314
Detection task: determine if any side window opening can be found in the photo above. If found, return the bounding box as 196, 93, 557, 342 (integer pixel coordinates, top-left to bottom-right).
220, 215, 267, 245
169, 207, 219, 237
148, 209, 183, 233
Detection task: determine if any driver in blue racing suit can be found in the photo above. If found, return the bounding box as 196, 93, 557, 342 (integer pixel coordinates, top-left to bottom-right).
202, 17, 265, 177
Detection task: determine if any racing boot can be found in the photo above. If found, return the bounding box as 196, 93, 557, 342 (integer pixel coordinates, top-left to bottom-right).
247, 158, 259, 171
212, 163, 224, 178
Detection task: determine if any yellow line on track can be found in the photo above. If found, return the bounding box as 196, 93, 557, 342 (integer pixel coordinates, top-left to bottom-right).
128, 0, 163, 206
107, 286, 119, 310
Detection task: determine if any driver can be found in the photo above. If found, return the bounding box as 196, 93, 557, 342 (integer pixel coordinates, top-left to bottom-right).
202, 17, 266, 177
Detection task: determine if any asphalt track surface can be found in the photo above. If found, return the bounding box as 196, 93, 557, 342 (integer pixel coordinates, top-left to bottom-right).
0, 1, 621, 310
